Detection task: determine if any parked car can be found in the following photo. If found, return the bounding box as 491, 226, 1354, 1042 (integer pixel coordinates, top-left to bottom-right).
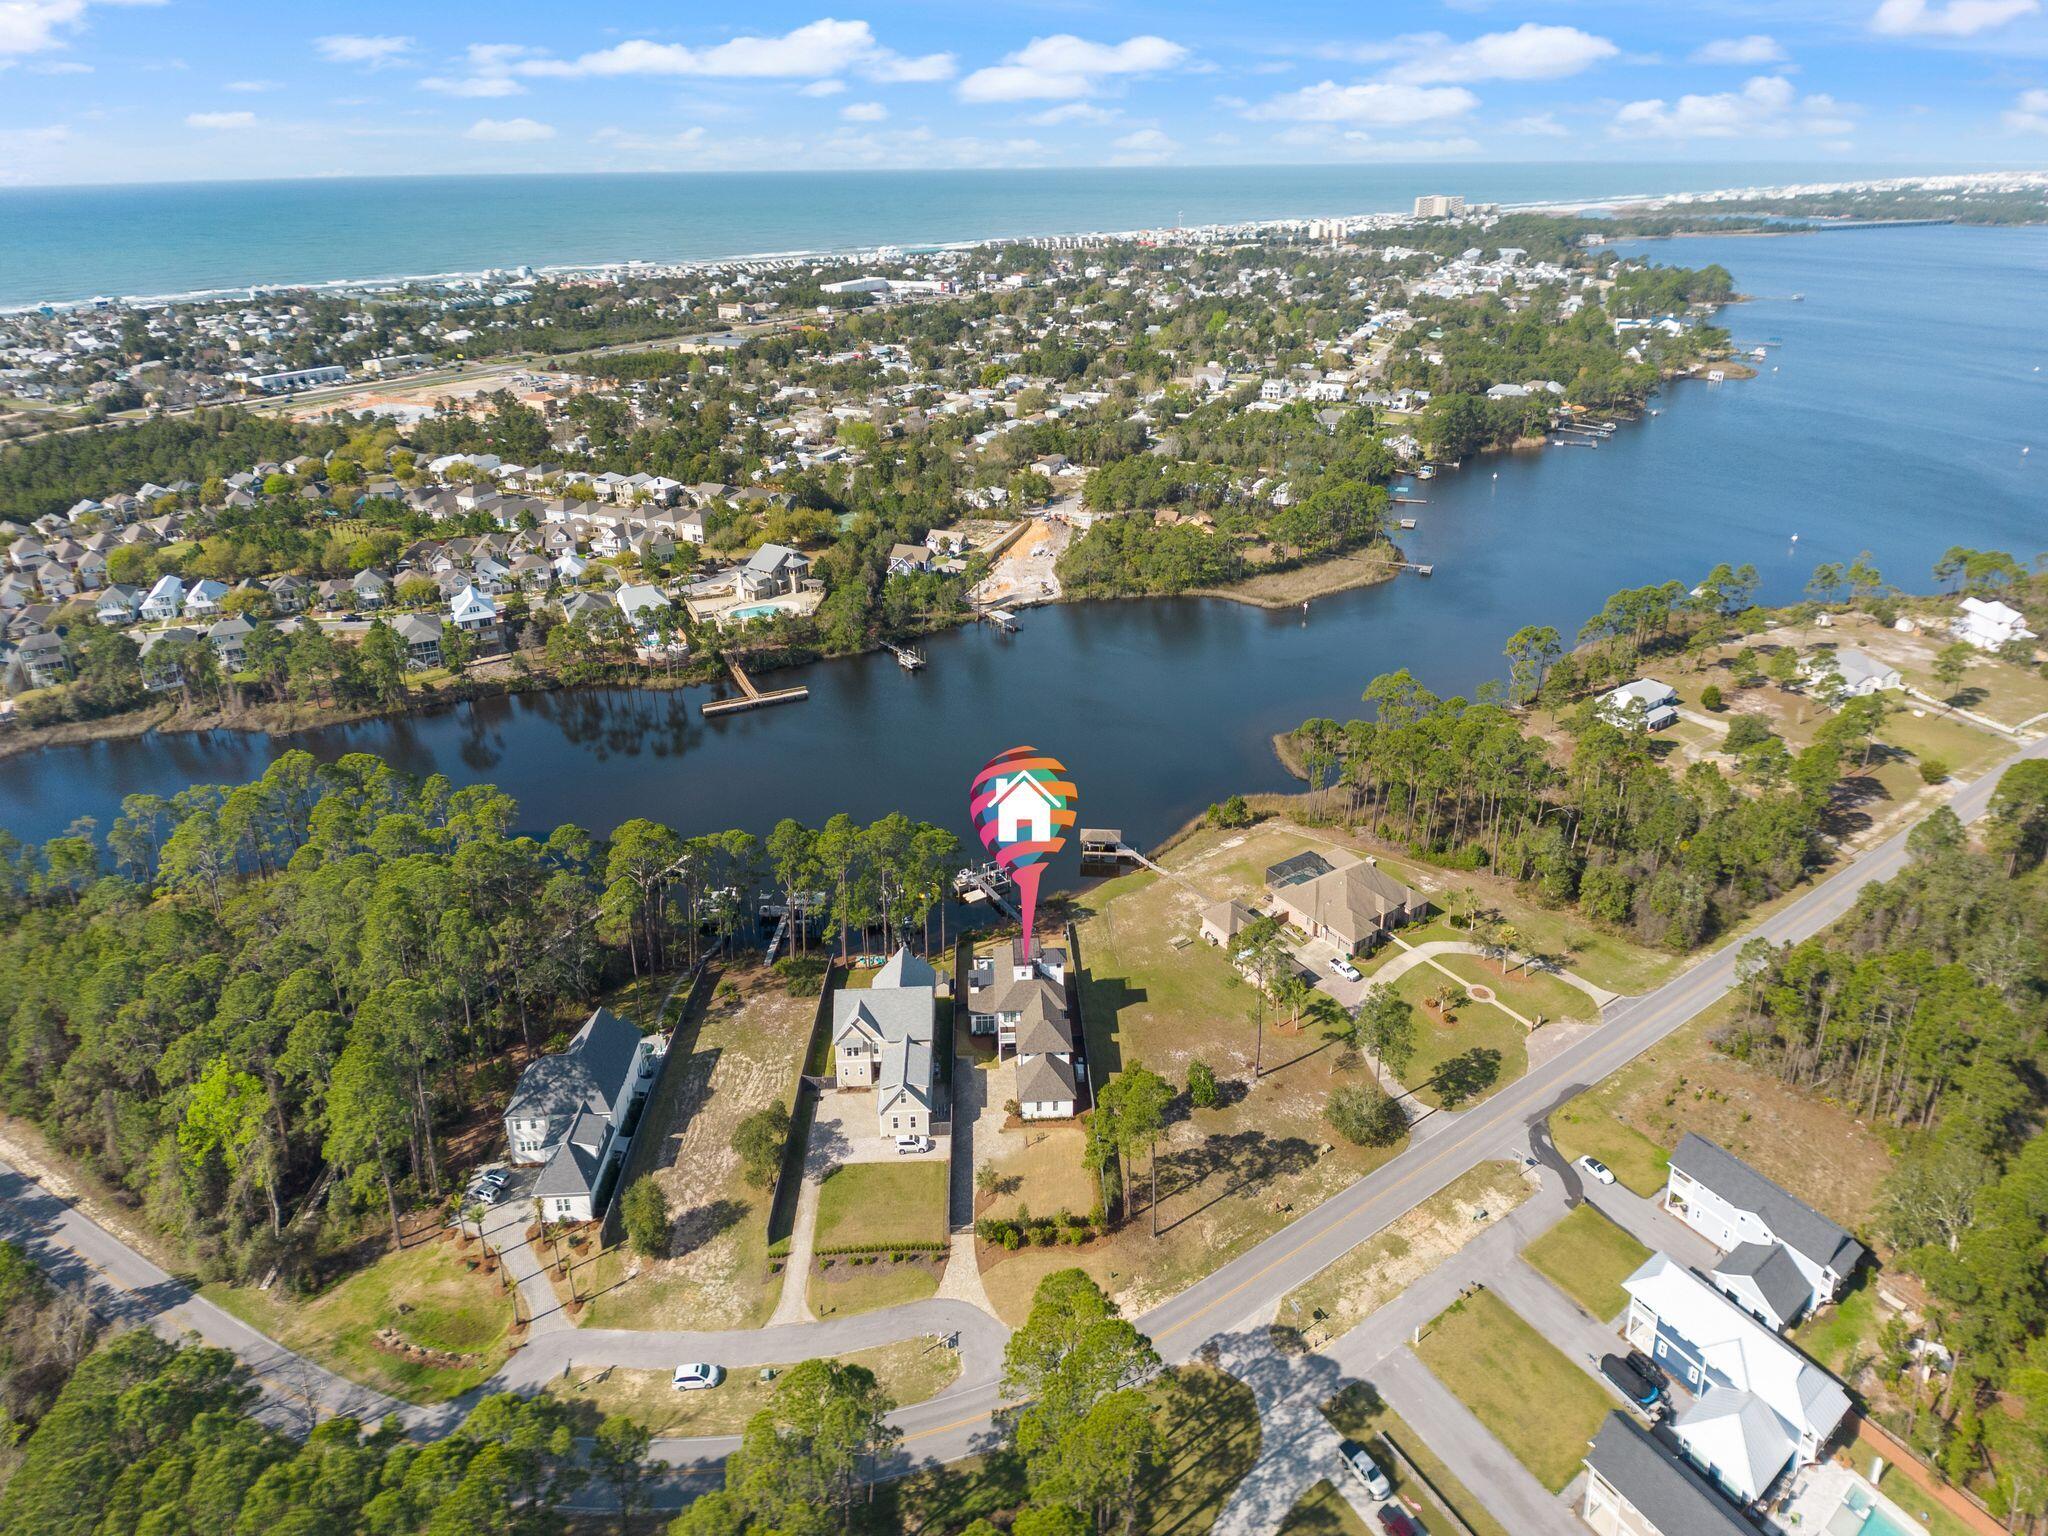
1577, 1155, 1616, 1185
671, 1363, 724, 1392
1328, 955, 1363, 983
1376, 1508, 1420, 1536
1627, 1349, 1666, 1390
895, 1134, 934, 1155
1600, 1352, 1663, 1409
1340, 1440, 1392, 1501
465, 1169, 507, 1205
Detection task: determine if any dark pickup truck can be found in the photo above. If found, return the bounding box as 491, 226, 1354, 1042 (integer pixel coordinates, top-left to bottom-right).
1601, 1352, 1664, 1409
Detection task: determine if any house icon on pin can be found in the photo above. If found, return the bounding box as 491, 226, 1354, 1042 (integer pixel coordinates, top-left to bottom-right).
990, 772, 1058, 843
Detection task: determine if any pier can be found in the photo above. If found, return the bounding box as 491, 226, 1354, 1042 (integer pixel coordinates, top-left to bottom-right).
1390, 495, 1427, 505
953, 861, 1019, 918
980, 608, 1019, 633
883, 641, 926, 670
1393, 561, 1435, 577
701, 657, 809, 717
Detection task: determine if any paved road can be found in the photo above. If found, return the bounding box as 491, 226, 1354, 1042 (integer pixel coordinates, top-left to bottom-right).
0, 736, 2038, 1509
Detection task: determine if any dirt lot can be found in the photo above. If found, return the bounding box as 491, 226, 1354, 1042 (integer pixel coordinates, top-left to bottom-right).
581, 965, 817, 1331
974, 515, 1069, 608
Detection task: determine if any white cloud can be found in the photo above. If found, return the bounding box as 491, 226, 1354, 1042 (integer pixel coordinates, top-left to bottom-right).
225, 79, 280, 92
422, 74, 523, 97
1870, 0, 2039, 34
1504, 110, 1569, 136
1612, 75, 1854, 138
517, 20, 951, 83
1027, 102, 1121, 126
2006, 87, 2048, 129
315, 34, 415, 68
1108, 126, 1178, 164
1247, 80, 1478, 125
958, 33, 1187, 102
30, 57, 90, 72
465, 115, 555, 141
840, 100, 887, 121
1691, 35, 1786, 64
593, 124, 709, 151
186, 110, 257, 129
1385, 24, 1617, 83
1272, 124, 1479, 158
800, 78, 847, 96
2, 0, 158, 57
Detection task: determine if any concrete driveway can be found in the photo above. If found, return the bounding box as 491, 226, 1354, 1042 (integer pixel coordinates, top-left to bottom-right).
811, 1087, 947, 1165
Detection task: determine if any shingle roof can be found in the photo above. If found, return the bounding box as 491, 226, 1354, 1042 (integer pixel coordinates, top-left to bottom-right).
1715, 1242, 1812, 1324
1017, 1051, 1078, 1105
1672, 1134, 1865, 1277
506, 1007, 642, 1123
1586, 1413, 1754, 1536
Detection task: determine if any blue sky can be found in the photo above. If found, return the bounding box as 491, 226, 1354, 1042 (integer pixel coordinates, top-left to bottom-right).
2, 0, 2045, 185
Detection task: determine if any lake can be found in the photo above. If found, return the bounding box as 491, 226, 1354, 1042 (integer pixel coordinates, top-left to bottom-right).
1, 225, 2042, 858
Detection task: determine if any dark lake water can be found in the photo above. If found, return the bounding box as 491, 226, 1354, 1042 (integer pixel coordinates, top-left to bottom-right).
2, 226, 2043, 859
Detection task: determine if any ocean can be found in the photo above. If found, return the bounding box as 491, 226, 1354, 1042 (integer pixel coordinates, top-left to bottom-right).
0, 161, 1933, 310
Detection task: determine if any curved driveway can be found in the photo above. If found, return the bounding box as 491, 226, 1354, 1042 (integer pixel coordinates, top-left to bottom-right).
1, 736, 2039, 1505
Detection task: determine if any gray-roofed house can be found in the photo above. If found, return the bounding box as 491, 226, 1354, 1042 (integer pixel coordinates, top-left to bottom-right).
1666, 1133, 1865, 1325
1264, 849, 1423, 955
738, 543, 812, 599
968, 939, 1081, 1119
1199, 899, 1258, 949
392, 613, 444, 670
505, 1007, 662, 1223
1582, 1413, 1753, 1536
832, 946, 938, 1138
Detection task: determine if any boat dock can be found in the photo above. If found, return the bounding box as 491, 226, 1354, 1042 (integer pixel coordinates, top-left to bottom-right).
884, 641, 926, 670
953, 861, 1019, 918
981, 608, 1019, 633
701, 658, 809, 717
1397, 517, 1417, 530
1393, 561, 1435, 577
1390, 495, 1427, 505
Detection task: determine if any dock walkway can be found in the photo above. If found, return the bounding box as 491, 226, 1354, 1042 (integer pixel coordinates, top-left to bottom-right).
701, 658, 809, 718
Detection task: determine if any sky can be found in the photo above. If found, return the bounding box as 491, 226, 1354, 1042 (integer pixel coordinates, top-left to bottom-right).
1, 0, 2046, 186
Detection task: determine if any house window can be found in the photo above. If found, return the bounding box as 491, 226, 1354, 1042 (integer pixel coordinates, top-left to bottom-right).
891, 1117, 900, 1130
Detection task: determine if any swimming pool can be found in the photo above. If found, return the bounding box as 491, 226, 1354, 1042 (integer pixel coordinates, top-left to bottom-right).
1828, 1484, 1927, 1536
727, 603, 784, 622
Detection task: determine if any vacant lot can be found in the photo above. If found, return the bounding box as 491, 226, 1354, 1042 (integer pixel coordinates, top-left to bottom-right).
1274, 1161, 1531, 1349
1522, 1205, 1652, 1322
1324, 1383, 1508, 1536
204, 1235, 512, 1404
1139, 1366, 1263, 1536
1433, 952, 1597, 1023
543, 1336, 960, 1436
582, 965, 817, 1332
982, 1121, 1096, 1221
1550, 1104, 1671, 1196
1545, 998, 1891, 1230
814, 1160, 950, 1250
807, 1255, 944, 1319
1414, 1289, 1613, 1492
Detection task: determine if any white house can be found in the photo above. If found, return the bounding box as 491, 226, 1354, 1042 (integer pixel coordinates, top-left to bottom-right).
1805, 647, 1902, 700
140, 574, 186, 622
450, 584, 499, 633
831, 947, 938, 1139
1622, 1253, 1851, 1504
989, 772, 1058, 844
183, 578, 229, 618
968, 940, 1079, 1119
1665, 1133, 1865, 1328
504, 1007, 662, 1223
1951, 597, 2035, 653
1601, 678, 1679, 731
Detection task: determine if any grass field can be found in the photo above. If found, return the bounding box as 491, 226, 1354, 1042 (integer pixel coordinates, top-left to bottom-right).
1389, 965, 1527, 1110
1324, 1383, 1508, 1536
581, 964, 816, 1332
543, 1336, 959, 1436
203, 1236, 513, 1403
1432, 952, 1597, 1022
808, 1256, 943, 1318
1794, 1271, 1883, 1377
1413, 1289, 1613, 1492
1521, 1205, 1653, 1322
1275, 1162, 1531, 1348
1549, 1101, 1673, 1196
1277, 1481, 1372, 1536
1874, 1465, 1982, 1536
813, 1160, 950, 1250
1138, 1366, 1263, 1536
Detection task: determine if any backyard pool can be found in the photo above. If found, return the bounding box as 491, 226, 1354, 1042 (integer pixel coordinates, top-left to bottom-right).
1829, 1483, 1930, 1536
727, 603, 785, 622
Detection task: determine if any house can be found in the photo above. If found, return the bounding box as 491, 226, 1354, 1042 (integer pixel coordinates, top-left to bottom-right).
1581, 1413, 1753, 1536
1602, 678, 1679, 731
1807, 647, 1902, 699
1951, 596, 2035, 652
1622, 1253, 1851, 1503
206, 614, 254, 670
182, 578, 229, 618
351, 569, 392, 608
1264, 850, 1423, 955
449, 584, 499, 634
96, 584, 143, 626
968, 940, 1080, 1118
737, 543, 811, 599
391, 613, 444, 670
137, 627, 199, 691
266, 574, 309, 614
141, 574, 186, 622
887, 542, 931, 574
11, 631, 70, 690
614, 583, 673, 644
504, 1007, 662, 1224
1199, 899, 1258, 949
1665, 1134, 1865, 1327
831, 947, 938, 1139
988, 770, 1060, 844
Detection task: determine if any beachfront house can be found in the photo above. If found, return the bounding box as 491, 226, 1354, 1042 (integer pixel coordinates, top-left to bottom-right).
1622, 1253, 1851, 1503
831, 947, 938, 1139
504, 1006, 662, 1224
450, 584, 499, 635
1601, 678, 1680, 731
1664, 1133, 1865, 1328
1263, 849, 1423, 956
1951, 597, 2035, 652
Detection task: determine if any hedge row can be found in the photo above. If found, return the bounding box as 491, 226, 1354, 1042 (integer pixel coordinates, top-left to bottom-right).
813, 1239, 948, 1257
975, 1215, 1103, 1250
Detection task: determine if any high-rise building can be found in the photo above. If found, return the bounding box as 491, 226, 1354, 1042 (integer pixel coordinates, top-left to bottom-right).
1413, 194, 1466, 219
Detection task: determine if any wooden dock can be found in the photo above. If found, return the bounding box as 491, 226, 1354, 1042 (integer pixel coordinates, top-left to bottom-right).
701, 658, 809, 717
1391, 495, 1428, 505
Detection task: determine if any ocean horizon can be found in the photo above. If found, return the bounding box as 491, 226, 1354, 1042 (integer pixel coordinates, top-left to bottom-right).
0, 160, 1951, 310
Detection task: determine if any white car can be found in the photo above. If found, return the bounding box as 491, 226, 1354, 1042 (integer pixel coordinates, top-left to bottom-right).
1340, 1440, 1392, 1501
1328, 956, 1362, 983
895, 1134, 934, 1155
466, 1169, 507, 1205
671, 1362, 724, 1391
1578, 1155, 1616, 1186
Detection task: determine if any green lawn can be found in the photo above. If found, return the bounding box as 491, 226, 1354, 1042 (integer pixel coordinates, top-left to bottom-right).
1874, 1466, 1982, 1536
1433, 953, 1598, 1022
1413, 1289, 1614, 1492
1549, 1100, 1672, 1197
202, 1235, 514, 1404
1794, 1271, 1882, 1377
1278, 1481, 1371, 1536
1391, 966, 1527, 1110
1521, 1205, 1653, 1322
807, 1256, 943, 1318
813, 1159, 950, 1251
1323, 1383, 1509, 1536
1139, 1366, 1263, 1536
